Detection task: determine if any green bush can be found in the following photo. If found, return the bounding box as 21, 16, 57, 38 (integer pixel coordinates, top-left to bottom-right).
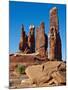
16, 64, 26, 74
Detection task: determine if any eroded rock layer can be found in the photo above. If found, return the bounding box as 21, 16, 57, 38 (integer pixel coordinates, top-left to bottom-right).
36, 22, 48, 57
19, 24, 28, 53
48, 7, 62, 60
28, 25, 35, 53
22, 61, 66, 87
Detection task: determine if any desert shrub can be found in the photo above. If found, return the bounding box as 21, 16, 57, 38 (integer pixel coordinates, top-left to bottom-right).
16, 64, 26, 74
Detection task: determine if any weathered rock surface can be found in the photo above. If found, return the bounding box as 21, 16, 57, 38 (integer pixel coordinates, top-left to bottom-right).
36, 22, 48, 57
9, 53, 48, 72
28, 25, 35, 53
21, 79, 33, 87
48, 7, 62, 60
19, 24, 35, 54
19, 24, 28, 53
24, 61, 66, 86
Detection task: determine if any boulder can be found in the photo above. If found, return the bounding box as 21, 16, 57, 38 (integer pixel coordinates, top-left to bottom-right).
25, 61, 66, 86
21, 79, 36, 88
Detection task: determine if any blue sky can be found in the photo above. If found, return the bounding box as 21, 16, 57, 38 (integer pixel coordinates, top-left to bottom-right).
9, 1, 66, 60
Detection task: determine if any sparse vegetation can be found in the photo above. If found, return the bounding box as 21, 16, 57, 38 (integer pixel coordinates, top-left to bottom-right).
16, 64, 26, 74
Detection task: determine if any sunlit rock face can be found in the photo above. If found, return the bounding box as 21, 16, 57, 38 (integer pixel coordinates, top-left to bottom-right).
28, 25, 35, 53
36, 22, 48, 57
48, 7, 62, 60
19, 24, 35, 54
25, 61, 66, 86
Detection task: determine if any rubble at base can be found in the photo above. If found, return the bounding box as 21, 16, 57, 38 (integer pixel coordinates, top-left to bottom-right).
21, 61, 66, 87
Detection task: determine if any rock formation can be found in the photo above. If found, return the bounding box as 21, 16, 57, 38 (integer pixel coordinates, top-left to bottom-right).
28, 25, 35, 53
36, 22, 48, 57
10, 7, 66, 89
22, 61, 66, 87
19, 24, 28, 53
19, 24, 35, 54
48, 7, 62, 60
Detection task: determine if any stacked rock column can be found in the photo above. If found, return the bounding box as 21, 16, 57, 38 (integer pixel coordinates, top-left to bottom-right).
36, 22, 48, 57
48, 7, 62, 60
28, 25, 35, 53
19, 24, 28, 52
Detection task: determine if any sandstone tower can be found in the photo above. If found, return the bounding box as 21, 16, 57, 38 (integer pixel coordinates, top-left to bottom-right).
36, 22, 48, 57
28, 25, 35, 53
19, 24, 28, 52
48, 7, 62, 60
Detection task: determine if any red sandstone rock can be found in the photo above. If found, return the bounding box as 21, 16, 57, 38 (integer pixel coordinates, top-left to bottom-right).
28, 25, 35, 53
25, 61, 66, 86
48, 7, 62, 60
19, 24, 28, 52
36, 22, 48, 57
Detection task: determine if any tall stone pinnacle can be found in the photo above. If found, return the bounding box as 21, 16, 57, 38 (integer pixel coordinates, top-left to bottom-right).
21, 24, 24, 31
48, 7, 62, 60
36, 22, 48, 57
50, 7, 58, 33
28, 25, 35, 53
19, 24, 28, 52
